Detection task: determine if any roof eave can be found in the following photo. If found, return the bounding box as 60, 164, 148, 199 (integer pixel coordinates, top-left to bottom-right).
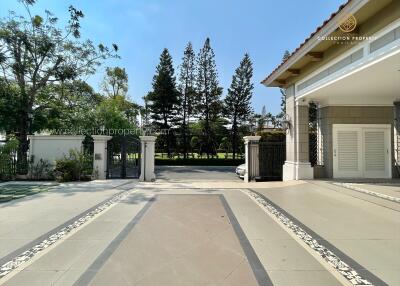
262, 0, 369, 88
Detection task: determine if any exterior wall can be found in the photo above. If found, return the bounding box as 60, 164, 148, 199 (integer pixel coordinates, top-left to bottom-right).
28, 135, 84, 166
318, 106, 394, 178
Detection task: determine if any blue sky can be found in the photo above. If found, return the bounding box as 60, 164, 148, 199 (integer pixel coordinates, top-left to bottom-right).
1, 0, 344, 115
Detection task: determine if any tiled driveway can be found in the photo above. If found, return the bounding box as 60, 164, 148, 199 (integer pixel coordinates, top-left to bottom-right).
0, 178, 398, 286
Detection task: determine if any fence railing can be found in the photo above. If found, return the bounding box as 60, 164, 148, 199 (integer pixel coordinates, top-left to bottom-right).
0, 152, 17, 180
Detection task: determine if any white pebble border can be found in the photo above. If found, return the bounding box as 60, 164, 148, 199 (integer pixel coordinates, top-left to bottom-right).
241, 189, 373, 286
333, 182, 400, 204
0, 189, 134, 279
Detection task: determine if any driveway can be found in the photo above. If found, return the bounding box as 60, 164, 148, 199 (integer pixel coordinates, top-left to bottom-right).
0, 179, 398, 286
155, 165, 238, 181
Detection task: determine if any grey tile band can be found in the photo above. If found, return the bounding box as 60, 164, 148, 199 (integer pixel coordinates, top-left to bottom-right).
248, 189, 388, 286
332, 182, 400, 204
73, 197, 155, 286
219, 195, 273, 286
0, 181, 134, 267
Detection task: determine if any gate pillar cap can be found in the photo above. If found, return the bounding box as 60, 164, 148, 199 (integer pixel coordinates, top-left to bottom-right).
243, 136, 261, 143
139, 136, 156, 142
92, 135, 112, 142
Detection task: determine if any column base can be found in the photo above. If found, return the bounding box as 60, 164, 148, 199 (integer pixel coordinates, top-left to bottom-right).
139, 172, 156, 182
283, 161, 314, 181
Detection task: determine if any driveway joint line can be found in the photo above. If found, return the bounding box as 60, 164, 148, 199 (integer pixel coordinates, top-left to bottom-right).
243, 188, 387, 286
72, 196, 155, 286
0, 182, 135, 280
307, 181, 400, 212
219, 194, 273, 286
331, 182, 400, 204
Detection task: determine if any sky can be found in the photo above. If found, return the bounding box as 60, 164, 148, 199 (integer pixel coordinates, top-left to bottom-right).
1, 0, 345, 115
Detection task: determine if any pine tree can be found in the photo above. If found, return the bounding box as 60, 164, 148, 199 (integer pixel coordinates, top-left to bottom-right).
196, 38, 223, 158
223, 53, 254, 159
178, 42, 196, 158
147, 48, 179, 156
279, 50, 291, 117
282, 50, 291, 62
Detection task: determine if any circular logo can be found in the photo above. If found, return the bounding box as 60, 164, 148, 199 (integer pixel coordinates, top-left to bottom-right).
339, 14, 357, 33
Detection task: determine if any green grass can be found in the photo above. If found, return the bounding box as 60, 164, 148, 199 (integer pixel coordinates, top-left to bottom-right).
155, 152, 245, 160
155, 152, 245, 166
0, 184, 52, 203
155, 158, 244, 166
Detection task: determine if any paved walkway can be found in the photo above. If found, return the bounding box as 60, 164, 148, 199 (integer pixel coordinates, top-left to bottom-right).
0, 180, 134, 264
0, 177, 398, 285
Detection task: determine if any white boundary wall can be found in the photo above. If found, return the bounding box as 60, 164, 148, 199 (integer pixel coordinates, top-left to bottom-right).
28, 135, 84, 166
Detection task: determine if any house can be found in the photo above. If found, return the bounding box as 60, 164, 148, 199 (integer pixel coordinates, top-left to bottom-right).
262, 0, 400, 180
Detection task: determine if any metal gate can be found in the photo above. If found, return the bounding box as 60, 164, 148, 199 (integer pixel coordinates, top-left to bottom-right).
107, 135, 141, 179
259, 142, 286, 180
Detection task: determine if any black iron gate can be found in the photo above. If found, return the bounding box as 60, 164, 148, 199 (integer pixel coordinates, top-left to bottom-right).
259, 141, 286, 180
107, 135, 141, 179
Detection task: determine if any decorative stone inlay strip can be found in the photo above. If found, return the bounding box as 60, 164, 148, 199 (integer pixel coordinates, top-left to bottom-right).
0, 189, 134, 280
241, 189, 373, 286
332, 182, 400, 204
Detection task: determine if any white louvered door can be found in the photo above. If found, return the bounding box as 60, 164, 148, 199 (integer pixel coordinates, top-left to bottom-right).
333, 128, 362, 178
333, 125, 391, 178
363, 129, 390, 178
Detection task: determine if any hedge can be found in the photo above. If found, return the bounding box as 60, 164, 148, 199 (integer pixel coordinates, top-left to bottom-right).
155, 158, 244, 166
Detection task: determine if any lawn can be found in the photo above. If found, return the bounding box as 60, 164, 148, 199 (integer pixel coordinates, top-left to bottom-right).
0, 184, 55, 203
155, 152, 245, 159
155, 152, 245, 166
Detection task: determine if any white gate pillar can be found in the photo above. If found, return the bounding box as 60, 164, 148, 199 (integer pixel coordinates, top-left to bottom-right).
139, 136, 156, 182
92, 135, 112, 180
244, 136, 261, 182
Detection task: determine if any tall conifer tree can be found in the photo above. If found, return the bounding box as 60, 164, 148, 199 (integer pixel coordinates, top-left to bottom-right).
178, 42, 196, 158
223, 54, 254, 159
196, 38, 222, 158
147, 48, 179, 156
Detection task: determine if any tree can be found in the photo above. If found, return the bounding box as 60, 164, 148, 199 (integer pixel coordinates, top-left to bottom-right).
0, 0, 118, 172
147, 48, 179, 156
178, 42, 196, 158
278, 50, 291, 119
0, 80, 20, 134
140, 94, 151, 129
196, 38, 222, 158
102, 67, 128, 99
282, 50, 291, 62
256, 105, 267, 132
223, 54, 254, 159
95, 96, 138, 130
34, 80, 102, 132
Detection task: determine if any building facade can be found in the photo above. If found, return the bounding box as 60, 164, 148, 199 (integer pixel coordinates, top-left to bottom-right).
263, 0, 400, 180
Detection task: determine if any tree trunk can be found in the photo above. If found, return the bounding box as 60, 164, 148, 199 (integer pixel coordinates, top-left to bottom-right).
17, 108, 29, 175
232, 116, 237, 160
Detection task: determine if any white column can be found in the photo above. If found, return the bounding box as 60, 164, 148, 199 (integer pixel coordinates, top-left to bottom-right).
243, 136, 261, 183
92, 135, 112, 180
282, 100, 313, 180
139, 136, 156, 182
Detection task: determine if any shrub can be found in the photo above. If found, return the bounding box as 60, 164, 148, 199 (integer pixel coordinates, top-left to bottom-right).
155, 158, 244, 166
257, 130, 286, 142
29, 157, 53, 180
54, 150, 93, 182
